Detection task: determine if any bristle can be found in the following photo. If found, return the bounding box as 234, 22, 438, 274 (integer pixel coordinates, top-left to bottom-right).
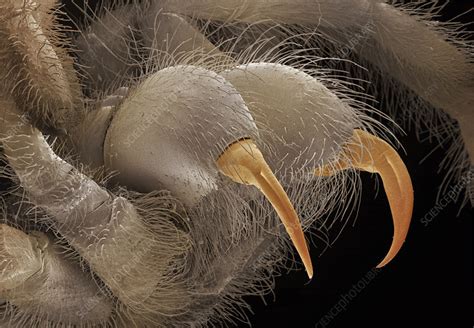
0, 0, 83, 134
1, 0, 471, 326
0, 223, 113, 328
362, 2, 473, 156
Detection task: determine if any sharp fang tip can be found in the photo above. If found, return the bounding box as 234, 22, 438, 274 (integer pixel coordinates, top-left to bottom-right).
315, 129, 414, 267
217, 139, 313, 278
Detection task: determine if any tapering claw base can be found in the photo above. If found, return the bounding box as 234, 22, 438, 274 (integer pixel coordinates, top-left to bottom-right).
315, 129, 414, 267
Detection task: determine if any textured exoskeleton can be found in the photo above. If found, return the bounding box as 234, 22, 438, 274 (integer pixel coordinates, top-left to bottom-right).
0, 0, 471, 327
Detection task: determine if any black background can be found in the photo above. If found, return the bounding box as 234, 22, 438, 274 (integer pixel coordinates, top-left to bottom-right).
242, 2, 473, 327
40, 1, 474, 327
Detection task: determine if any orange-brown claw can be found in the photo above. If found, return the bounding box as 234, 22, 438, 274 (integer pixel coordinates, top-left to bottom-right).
315, 129, 414, 267
217, 139, 313, 278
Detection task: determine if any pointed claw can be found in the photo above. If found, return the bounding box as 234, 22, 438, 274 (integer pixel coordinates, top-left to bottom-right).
315, 129, 414, 267
217, 139, 313, 279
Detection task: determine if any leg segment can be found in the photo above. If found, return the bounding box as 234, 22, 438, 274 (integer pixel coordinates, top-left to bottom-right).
0, 0, 81, 133
162, 0, 372, 29
0, 94, 190, 324
1, 224, 112, 326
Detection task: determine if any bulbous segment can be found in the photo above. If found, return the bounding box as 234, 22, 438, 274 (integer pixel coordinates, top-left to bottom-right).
220, 63, 357, 173
104, 65, 313, 278
105, 65, 258, 206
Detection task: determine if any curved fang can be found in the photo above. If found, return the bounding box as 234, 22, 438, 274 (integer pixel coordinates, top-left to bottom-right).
314, 129, 414, 268
217, 139, 313, 279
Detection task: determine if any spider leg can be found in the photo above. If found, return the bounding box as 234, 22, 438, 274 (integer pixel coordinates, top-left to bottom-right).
356, 2, 473, 205
0, 0, 81, 133
161, 0, 372, 29
0, 94, 190, 324
75, 4, 142, 94
75, 4, 233, 95
1, 225, 45, 294
0, 224, 113, 326
363, 2, 473, 158
140, 9, 232, 66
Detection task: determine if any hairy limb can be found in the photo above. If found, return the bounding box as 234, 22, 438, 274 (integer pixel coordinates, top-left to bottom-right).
75, 4, 142, 94
75, 3, 233, 97
0, 0, 81, 133
140, 9, 232, 65
0, 224, 112, 326
162, 0, 372, 28
0, 94, 190, 323
364, 2, 473, 158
